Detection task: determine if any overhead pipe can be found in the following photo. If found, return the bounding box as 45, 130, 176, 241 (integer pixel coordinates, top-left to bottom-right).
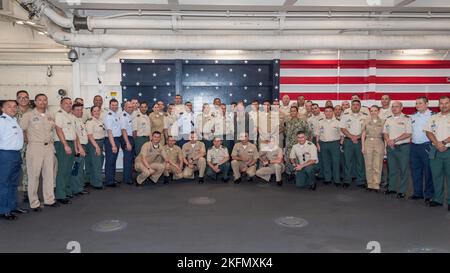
96, 48, 119, 83
85, 18, 450, 31
47, 29, 450, 50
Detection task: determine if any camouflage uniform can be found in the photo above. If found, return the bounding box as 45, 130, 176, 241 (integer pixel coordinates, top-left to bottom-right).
15, 107, 32, 192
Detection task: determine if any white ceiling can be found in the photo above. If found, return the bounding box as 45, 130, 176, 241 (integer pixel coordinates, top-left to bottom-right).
48, 0, 450, 12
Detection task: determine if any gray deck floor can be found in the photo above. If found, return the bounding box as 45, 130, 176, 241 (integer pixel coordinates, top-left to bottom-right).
1, 178, 449, 253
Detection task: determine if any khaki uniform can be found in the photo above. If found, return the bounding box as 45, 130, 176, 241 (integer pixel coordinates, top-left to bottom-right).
379, 107, 393, 120
289, 141, 319, 187
279, 102, 293, 117
256, 146, 284, 182
149, 112, 165, 145
231, 142, 259, 180
424, 112, 450, 205
19, 109, 56, 208
15, 107, 32, 192
83, 107, 108, 123
85, 117, 105, 188
362, 118, 385, 189
54, 108, 77, 199
316, 117, 341, 184
258, 111, 281, 145
72, 116, 89, 193
163, 145, 184, 180
133, 112, 151, 155
182, 141, 207, 179
383, 114, 412, 194
344, 106, 370, 116
135, 142, 166, 184
339, 111, 368, 185
206, 145, 230, 180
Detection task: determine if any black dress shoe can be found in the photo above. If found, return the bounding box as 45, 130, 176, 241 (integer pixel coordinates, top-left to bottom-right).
309, 183, 317, 191
234, 178, 241, 184
66, 194, 74, 199
342, 183, 350, 188
199, 177, 204, 184
277, 181, 282, 186
57, 199, 72, 205
424, 198, 432, 204
334, 183, 341, 187
12, 208, 29, 214
323, 181, 332, 185
106, 184, 117, 188
448, 205, 450, 211
93, 186, 104, 190
397, 193, 406, 199
79, 190, 89, 195
44, 202, 60, 208
385, 190, 397, 195
163, 176, 169, 184
33, 207, 42, 212
247, 177, 254, 182
357, 184, 367, 189
410, 195, 424, 200
428, 201, 443, 207
222, 177, 229, 183
135, 182, 143, 187
1, 213, 17, 220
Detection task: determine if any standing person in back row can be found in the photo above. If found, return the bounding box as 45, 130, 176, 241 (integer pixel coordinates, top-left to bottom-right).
410, 96, 434, 203
20, 94, 58, 212
86, 106, 105, 189
424, 96, 450, 211
104, 99, 122, 188
0, 101, 27, 220
120, 101, 135, 185
383, 101, 412, 199
339, 99, 368, 188
133, 101, 151, 156
54, 97, 76, 204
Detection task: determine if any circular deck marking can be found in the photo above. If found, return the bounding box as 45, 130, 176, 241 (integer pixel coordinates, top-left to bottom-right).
188, 197, 216, 205
275, 216, 308, 228
92, 220, 128, 232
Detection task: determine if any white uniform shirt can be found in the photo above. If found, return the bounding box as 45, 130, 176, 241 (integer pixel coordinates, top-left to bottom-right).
0, 113, 24, 151
104, 110, 122, 137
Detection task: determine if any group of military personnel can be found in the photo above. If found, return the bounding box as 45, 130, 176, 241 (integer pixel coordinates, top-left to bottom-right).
0, 90, 449, 221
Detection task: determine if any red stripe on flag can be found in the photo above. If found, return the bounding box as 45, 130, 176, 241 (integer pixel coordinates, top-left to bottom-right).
280, 59, 450, 69
279, 92, 448, 101
280, 76, 450, 84
280, 77, 368, 84
280, 60, 370, 69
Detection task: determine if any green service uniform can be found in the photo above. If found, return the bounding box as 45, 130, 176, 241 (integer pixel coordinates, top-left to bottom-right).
316, 117, 341, 184
71, 116, 89, 194
54, 108, 77, 200
289, 141, 319, 188
424, 112, 450, 205
308, 113, 325, 179
339, 110, 368, 185
86, 117, 105, 187
133, 112, 151, 155
15, 107, 32, 193
383, 113, 412, 194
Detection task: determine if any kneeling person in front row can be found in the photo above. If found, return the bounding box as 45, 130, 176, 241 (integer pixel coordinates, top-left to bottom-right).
289, 131, 319, 190
182, 131, 207, 183
256, 137, 285, 186
163, 136, 184, 184
231, 132, 259, 183
135, 131, 166, 185
206, 137, 230, 183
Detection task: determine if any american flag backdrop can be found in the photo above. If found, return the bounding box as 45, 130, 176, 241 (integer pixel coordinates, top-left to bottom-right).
279, 59, 449, 114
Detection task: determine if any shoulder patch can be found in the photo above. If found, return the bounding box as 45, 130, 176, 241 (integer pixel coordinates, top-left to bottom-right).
57, 110, 62, 113
123, 113, 127, 117
137, 114, 141, 117
307, 141, 313, 145
386, 115, 392, 119
404, 114, 410, 118
343, 112, 349, 115
0, 116, 6, 119
319, 118, 324, 121
108, 112, 112, 115
362, 112, 368, 115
